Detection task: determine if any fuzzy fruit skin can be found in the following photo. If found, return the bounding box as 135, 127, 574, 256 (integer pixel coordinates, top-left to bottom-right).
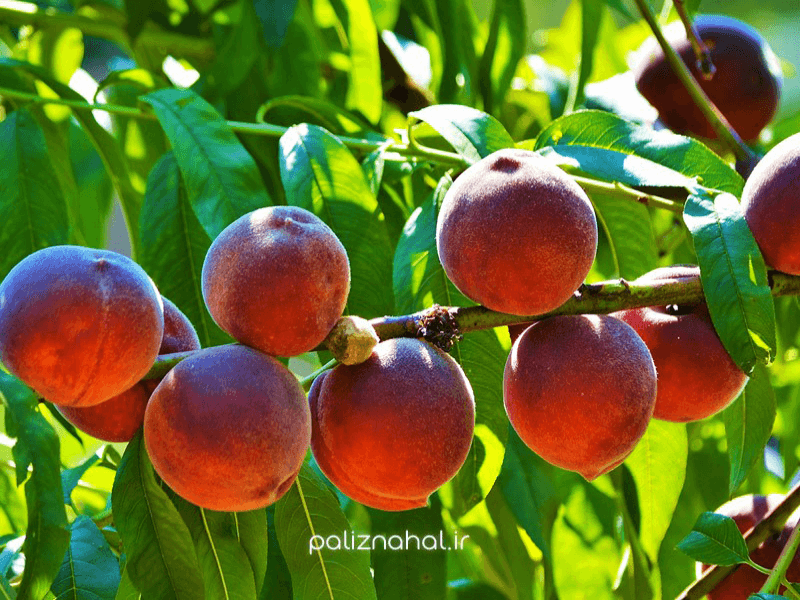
741, 132, 800, 274
57, 297, 201, 442
0, 246, 163, 407
702, 494, 800, 599
436, 149, 598, 316
310, 338, 475, 511
612, 266, 747, 422
144, 345, 310, 511
633, 15, 782, 141
202, 206, 350, 357
503, 315, 656, 480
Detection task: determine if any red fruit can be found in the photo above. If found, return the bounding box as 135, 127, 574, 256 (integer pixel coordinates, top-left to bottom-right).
633, 15, 782, 141
56, 297, 201, 442
144, 345, 310, 511
503, 315, 656, 480
436, 149, 598, 316
613, 266, 747, 422
0, 246, 163, 407
310, 338, 475, 511
202, 206, 350, 357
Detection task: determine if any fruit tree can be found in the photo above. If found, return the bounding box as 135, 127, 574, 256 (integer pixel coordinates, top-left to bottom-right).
0, 0, 800, 599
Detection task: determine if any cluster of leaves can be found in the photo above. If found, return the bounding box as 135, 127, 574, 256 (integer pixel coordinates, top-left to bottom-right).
0, 0, 799, 599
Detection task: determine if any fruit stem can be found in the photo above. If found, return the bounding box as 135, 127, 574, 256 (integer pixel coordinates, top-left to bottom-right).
571, 175, 686, 214
0, 86, 468, 168
672, 0, 716, 79
631, 0, 756, 164
676, 481, 800, 599
298, 359, 338, 392
759, 517, 800, 594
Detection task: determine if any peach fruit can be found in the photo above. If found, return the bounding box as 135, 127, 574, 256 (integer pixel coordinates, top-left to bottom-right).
309, 338, 475, 511
436, 149, 598, 316
612, 266, 747, 422
202, 206, 350, 357
56, 297, 201, 442
633, 15, 782, 141
702, 494, 800, 599
0, 246, 163, 407
144, 344, 310, 511
503, 315, 657, 480
741, 131, 800, 274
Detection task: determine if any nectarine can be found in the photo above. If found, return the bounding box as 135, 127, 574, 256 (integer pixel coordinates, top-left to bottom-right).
309, 338, 475, 511
612, 266, 747, 422
436, 149, 598, 316
0, 246, 163, 407
144, 344, 310, 511
503, 315, 656, 480
202, 206, 350, 357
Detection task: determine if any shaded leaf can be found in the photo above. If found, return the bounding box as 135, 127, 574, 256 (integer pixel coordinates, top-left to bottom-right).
51, 516, 119, 600
274, 462, 377, 600
677, 512, 750, 566
592, 191, 658, 279
111, 432, 204, 600
479, 0, 526, 115
61, 454, 99, 509
254, 0, 299, 48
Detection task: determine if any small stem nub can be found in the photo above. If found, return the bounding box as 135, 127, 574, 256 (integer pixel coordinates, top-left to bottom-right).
673, 0, 716, 79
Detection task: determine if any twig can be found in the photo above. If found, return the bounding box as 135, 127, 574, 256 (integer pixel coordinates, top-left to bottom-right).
672, 0, 715, 79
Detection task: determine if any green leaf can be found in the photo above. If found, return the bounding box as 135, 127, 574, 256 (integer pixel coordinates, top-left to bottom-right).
142, 88, 271, 241
114, 567, 140, 600
564, 0, 603, 111
683, 190, 777, 373
170, 497, 259, 600
748, 596, 790, 600
392, 179, 508, 514
676, 512, 750, 566
111, 432, 205, 600
434, 0, 478, 104
278, 124, 394, 318
725, 363, 776, 494
409, 105, 514, 164
61, 454, 99, 508
592, 191, 658, 279
534, 110, 744, 195
139, 152, 232, 348
257, 96, 376, 137
254, 0, 299, 48
51, 516, 120, 600
329, 0, 382, 123
0, 59, 144, 256
274, 462, 377, 600
368, 497, 447, 599
0, 373, 69, 600
624, 420, 688, 562
260, 508, 291, 600
0, 108, 70, 283
124, 0, 155, 40
479, 0, 526, 115
0, 569, 14, 600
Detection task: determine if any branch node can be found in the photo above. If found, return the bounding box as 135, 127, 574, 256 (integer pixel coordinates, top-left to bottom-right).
417, 305, 462, 352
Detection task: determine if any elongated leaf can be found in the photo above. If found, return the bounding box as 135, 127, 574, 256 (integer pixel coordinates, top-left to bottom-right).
0, 59, 143, 256
0, 108, 70, 283
51, 516, 119, 600
564, 0, 603, 111
61, 454, 99, 508
479, 0, 526, 115
534, 110, 744, 195
684, 190, 776, 373
393, 179, 508, 514
274, 462, 377, 600
624, 421, 687, 562
676, 512, 750, 565
254, 0, 299, 48
171, 498, 258, 600
725, 364, 775, 493
111, 432, 204, 600
435, 0, 478, 104
235, 510, 269, 595
368, 497, 447, 599
260, 508, 291, 600
0, 570, 14, 600
409, 105, 514, 164
279, 124, 394, 318
114, 568, 140, 600
139, 152, 232, 348
143, 88, 271, 241
0, 373, 69, 600
329, 0, 382, 123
